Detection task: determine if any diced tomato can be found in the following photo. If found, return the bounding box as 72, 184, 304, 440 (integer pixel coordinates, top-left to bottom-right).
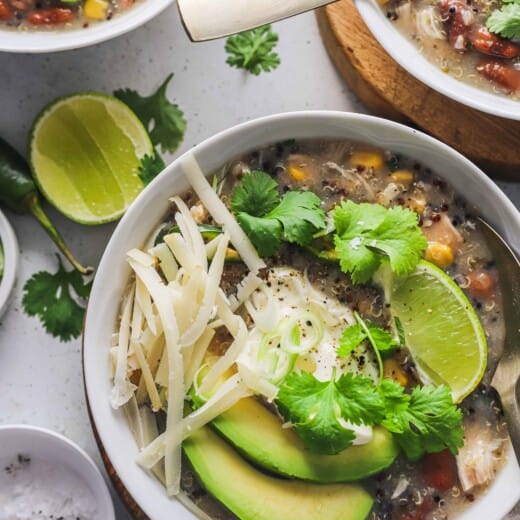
422, 449, 458, 491
467, 269, 495, 300
0, 0, 13, 21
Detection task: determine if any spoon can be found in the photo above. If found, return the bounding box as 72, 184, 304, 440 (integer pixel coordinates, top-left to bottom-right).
177, 0, 337, 41
479, 218, 520, 463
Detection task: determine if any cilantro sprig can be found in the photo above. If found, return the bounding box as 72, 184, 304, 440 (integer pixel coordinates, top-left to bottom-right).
333, 201, 427, 284
231, 171, 326, 256
276, 371, 385, 455
338, 312, 399, 377
276, 371, 463, 459
22, 256, 91, 342
379, 380, 464, 461
225, 25, 280, 75
487, 0, 520, 39
115, 73, 186, 154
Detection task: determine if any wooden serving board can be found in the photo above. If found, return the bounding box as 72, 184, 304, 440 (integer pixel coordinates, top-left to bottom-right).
316, 0, 520, 180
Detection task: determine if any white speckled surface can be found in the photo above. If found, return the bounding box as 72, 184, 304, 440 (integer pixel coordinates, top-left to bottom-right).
0, 4, 518, 519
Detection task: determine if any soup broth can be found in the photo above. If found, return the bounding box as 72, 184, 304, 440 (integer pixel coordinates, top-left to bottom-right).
0, 0, 139, 29
380, 0, 520, 98
114, 139, 510, 520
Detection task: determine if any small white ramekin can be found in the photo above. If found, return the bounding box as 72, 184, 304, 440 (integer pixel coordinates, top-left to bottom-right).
0, 424, 115, 520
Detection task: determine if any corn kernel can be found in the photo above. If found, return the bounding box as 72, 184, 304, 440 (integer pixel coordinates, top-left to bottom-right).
383, 358, 409, 387
407, 194, 427, 215
389, 170, 414, 186
287, 164, 306, 182
349, 151, 384, 170
424, 241, 454, 269
84, 0, 108, 20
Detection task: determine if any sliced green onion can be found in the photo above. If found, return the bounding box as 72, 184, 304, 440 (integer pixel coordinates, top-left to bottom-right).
280, 311, 324, 355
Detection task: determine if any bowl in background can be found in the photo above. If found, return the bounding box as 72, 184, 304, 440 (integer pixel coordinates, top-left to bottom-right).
83, 111, 520, 519
354, 0, 520, 121
0, 424, 115, 519
0, 0, 172, 53
0, 208, 19, 319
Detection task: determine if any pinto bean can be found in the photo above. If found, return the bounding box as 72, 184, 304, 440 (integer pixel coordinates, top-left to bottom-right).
27, 7, 74, 25
467, 269, 495, 299
0, 0, 13, 21
439, 0, 475, 51
470, 27, 519, 58
476, 59, 520, 94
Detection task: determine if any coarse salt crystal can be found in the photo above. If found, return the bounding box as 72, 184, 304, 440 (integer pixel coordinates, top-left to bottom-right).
0, 454, 98, 520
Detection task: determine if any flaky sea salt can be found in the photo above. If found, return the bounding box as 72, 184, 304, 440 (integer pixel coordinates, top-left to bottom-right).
0, 454, 98, 520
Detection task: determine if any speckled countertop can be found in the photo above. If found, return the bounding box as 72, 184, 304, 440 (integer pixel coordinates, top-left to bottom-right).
0, 4, 518, 520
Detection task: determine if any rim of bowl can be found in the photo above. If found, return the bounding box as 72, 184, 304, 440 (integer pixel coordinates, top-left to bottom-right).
0, 0, 172, 53
0, 208, 19, 319
84, 111, 520, 520
354, 0, 520, 121
0, 423, 115, 519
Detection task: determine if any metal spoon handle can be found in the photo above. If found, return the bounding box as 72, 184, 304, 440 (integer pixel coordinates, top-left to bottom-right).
177, 0, 336, 41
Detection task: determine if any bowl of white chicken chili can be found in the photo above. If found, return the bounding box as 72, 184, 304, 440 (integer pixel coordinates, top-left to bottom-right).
83, 111, 520, 520
355, 0, 520, 119
0, 0, 172, 53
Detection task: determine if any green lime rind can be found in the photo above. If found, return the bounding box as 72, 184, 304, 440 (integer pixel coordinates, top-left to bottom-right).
374, 260, 487, 403
29, 92, 153, 225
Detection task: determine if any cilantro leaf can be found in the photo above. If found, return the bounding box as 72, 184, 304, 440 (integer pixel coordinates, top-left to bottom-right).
338, 315, 398, 362
380, 382, 464, 461
225, 25, 280, 75
337, 324, 367, 357
487, 1, 520, 39
114, 74, 186, 154
230, 171, 279, 216
276, 371, 385, 455
138, 152, 165, 186
235, 212, 282, 257
230, 172, 326, 257
333, 201, 427, 283
267, 191, 325, 246
22, 256, 91, 342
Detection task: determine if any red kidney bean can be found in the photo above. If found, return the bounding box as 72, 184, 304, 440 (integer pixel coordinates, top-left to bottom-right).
27, 7, 74, 25
470, 27, 519, 58
476, 59, 520, 94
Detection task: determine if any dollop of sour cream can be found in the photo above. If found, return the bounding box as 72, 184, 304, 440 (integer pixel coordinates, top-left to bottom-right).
239, 267, 379, 445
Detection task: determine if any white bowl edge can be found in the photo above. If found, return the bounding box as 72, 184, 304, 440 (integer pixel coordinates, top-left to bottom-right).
84, 111, 520, 520
0, 208, 19, 319
355, 0, 520, 121
0, 0, 172, 53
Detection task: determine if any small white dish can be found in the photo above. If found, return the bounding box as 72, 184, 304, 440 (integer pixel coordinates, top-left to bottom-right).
0, 208, 19, 319
355, 0, 520, 120
0, 424, 114, 520
0, 0, 172, 54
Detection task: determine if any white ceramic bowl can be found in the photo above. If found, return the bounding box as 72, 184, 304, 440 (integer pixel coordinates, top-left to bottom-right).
83, 111, 520, 520
0, 0, 172, 53
355, 0, 520, 120
0, 424, 114, 519
0, 208, 19, 319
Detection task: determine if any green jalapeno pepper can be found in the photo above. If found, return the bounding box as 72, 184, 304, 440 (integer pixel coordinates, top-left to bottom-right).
0, 137, 93, 274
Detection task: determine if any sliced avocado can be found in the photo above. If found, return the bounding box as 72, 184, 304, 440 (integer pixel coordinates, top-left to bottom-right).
183, 426, 374, 520
211, 397, 398, 483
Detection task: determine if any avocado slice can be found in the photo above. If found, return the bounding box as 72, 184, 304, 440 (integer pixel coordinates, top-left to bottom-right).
211, 397, 398, 483
183, 425, 374, 520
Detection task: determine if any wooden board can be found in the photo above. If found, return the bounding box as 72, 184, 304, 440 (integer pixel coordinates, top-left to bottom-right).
316, 0, 520, 179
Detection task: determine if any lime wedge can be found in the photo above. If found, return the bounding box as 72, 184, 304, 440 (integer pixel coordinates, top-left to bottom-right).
29, 93, 153, 224
375, 260, 487, 403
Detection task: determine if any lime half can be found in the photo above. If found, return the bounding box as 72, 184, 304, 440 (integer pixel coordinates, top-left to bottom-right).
30, 93, 153, 224
376, 260, 487, 403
